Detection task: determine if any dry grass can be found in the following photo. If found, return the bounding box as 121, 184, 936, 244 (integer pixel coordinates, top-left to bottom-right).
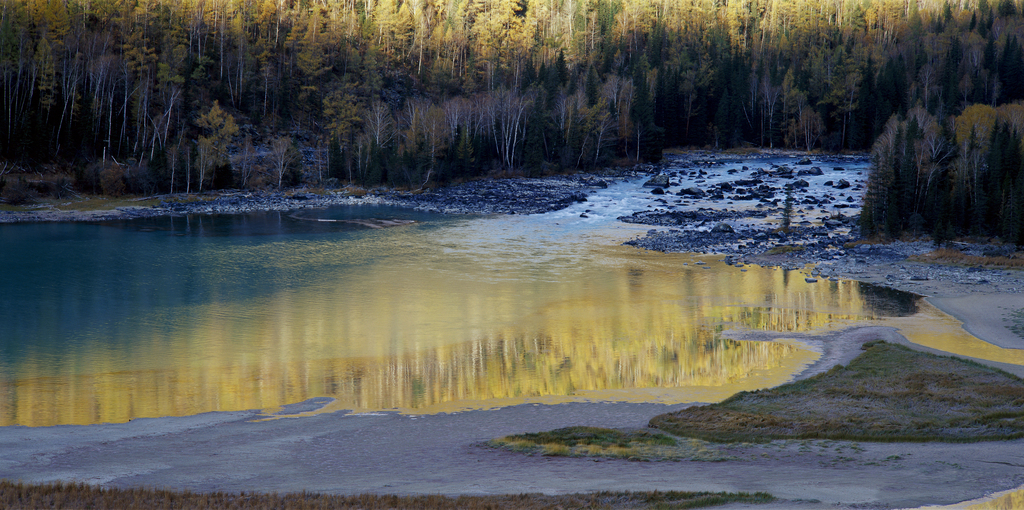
908, 248, 1024, 268
53, 196, 163, 211
650, 342, 1024, 443
1, 196, 163, 213
763, 244, 805, 255
0, 480, 774, 509
488, 426, 734, 461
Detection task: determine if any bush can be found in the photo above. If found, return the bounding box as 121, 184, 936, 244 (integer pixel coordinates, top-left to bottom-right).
99, 165, 125, 196
1, 178, 38, 205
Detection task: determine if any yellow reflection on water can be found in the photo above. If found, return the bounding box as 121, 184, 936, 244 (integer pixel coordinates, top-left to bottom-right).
967, 487, 1024, 509
0, 238, 916, 427
881, 301, 1024, 366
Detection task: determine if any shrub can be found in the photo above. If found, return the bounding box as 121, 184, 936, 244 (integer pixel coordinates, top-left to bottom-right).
1, 178, 37, 205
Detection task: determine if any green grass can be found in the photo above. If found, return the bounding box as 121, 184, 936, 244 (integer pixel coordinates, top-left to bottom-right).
650, 341, 1024, 443
489, 426, 733, 461
1009, 309, 1024, 339
0, 480, 774, 509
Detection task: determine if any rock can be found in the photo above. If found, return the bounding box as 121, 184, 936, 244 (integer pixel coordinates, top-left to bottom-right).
797, 158, 813, 165
792, 179, 810, 188
824, 219, 844, 228
711, 222, 734, 233
834, 179, 851, 189
678, 187, 704, 196
580, 213, 589, 218
805, 277, 818, 282
798, 167, 824, 176
643, 174, 670, 188
588, 180, 609, 189
651, 187, 665, 195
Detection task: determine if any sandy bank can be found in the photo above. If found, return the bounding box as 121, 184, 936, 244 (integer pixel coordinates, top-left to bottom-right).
928, 293, 1024, 351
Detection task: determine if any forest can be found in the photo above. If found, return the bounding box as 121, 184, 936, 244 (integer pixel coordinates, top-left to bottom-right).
3, 0, 1024, 242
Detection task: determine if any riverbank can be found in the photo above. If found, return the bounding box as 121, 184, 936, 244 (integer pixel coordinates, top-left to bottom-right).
0, 172, 619, 223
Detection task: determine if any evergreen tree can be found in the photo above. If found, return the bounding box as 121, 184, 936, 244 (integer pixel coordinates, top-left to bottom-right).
328, 138, 344, 181
630, 56, 664, 162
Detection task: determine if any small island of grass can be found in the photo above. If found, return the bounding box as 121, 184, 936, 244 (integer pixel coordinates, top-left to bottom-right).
494, 341, 1024, 461
651, 341, 1024, 443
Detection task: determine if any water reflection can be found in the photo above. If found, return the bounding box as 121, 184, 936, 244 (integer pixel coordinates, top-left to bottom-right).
0, 204, 983, 427
968, 487, 1024, 509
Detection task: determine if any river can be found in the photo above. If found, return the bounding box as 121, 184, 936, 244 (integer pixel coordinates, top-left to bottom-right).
0, 160, 1013, 427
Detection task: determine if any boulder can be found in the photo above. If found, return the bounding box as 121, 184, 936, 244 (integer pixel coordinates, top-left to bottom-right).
711, 222, 734, 233
643, 174, 670, 188
651, 187, 665, 195
797, 157, 813, 165
798, 166, 824, 176
834, 179, 851, 189
677, 187, 704, 196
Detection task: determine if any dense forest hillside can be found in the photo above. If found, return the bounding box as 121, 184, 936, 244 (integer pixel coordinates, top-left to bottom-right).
4, 0, 1024, 231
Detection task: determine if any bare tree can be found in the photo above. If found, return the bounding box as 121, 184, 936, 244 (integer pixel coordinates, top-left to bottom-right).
270, 136, 295, 189
493, 89, 532, 170
234, 135, 257, 188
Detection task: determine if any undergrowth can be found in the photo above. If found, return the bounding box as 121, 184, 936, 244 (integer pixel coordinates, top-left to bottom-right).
0, 480, 774, 509
649, 341, 1024, 443
908, 248, 1024, 268
489, 426, 733, 461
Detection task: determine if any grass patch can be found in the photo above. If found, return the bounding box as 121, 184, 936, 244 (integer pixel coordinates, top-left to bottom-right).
1010, 309, 1024, 339
52, 196, 162, 211
763, 244, 805, 255
2, 196, 163, 212
907, 248, 1024, 268
0, 480, 774, 509
650, 342, 1024, 443
489, 426, 733, 461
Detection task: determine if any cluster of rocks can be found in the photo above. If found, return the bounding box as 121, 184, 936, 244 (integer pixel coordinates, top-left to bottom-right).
809, 241, 1024, 293
639, 166, 862, 210
154, 190, 388, 216
624, 221, 860, 259
619, 208, 772, 227
392, 175, 605, 215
